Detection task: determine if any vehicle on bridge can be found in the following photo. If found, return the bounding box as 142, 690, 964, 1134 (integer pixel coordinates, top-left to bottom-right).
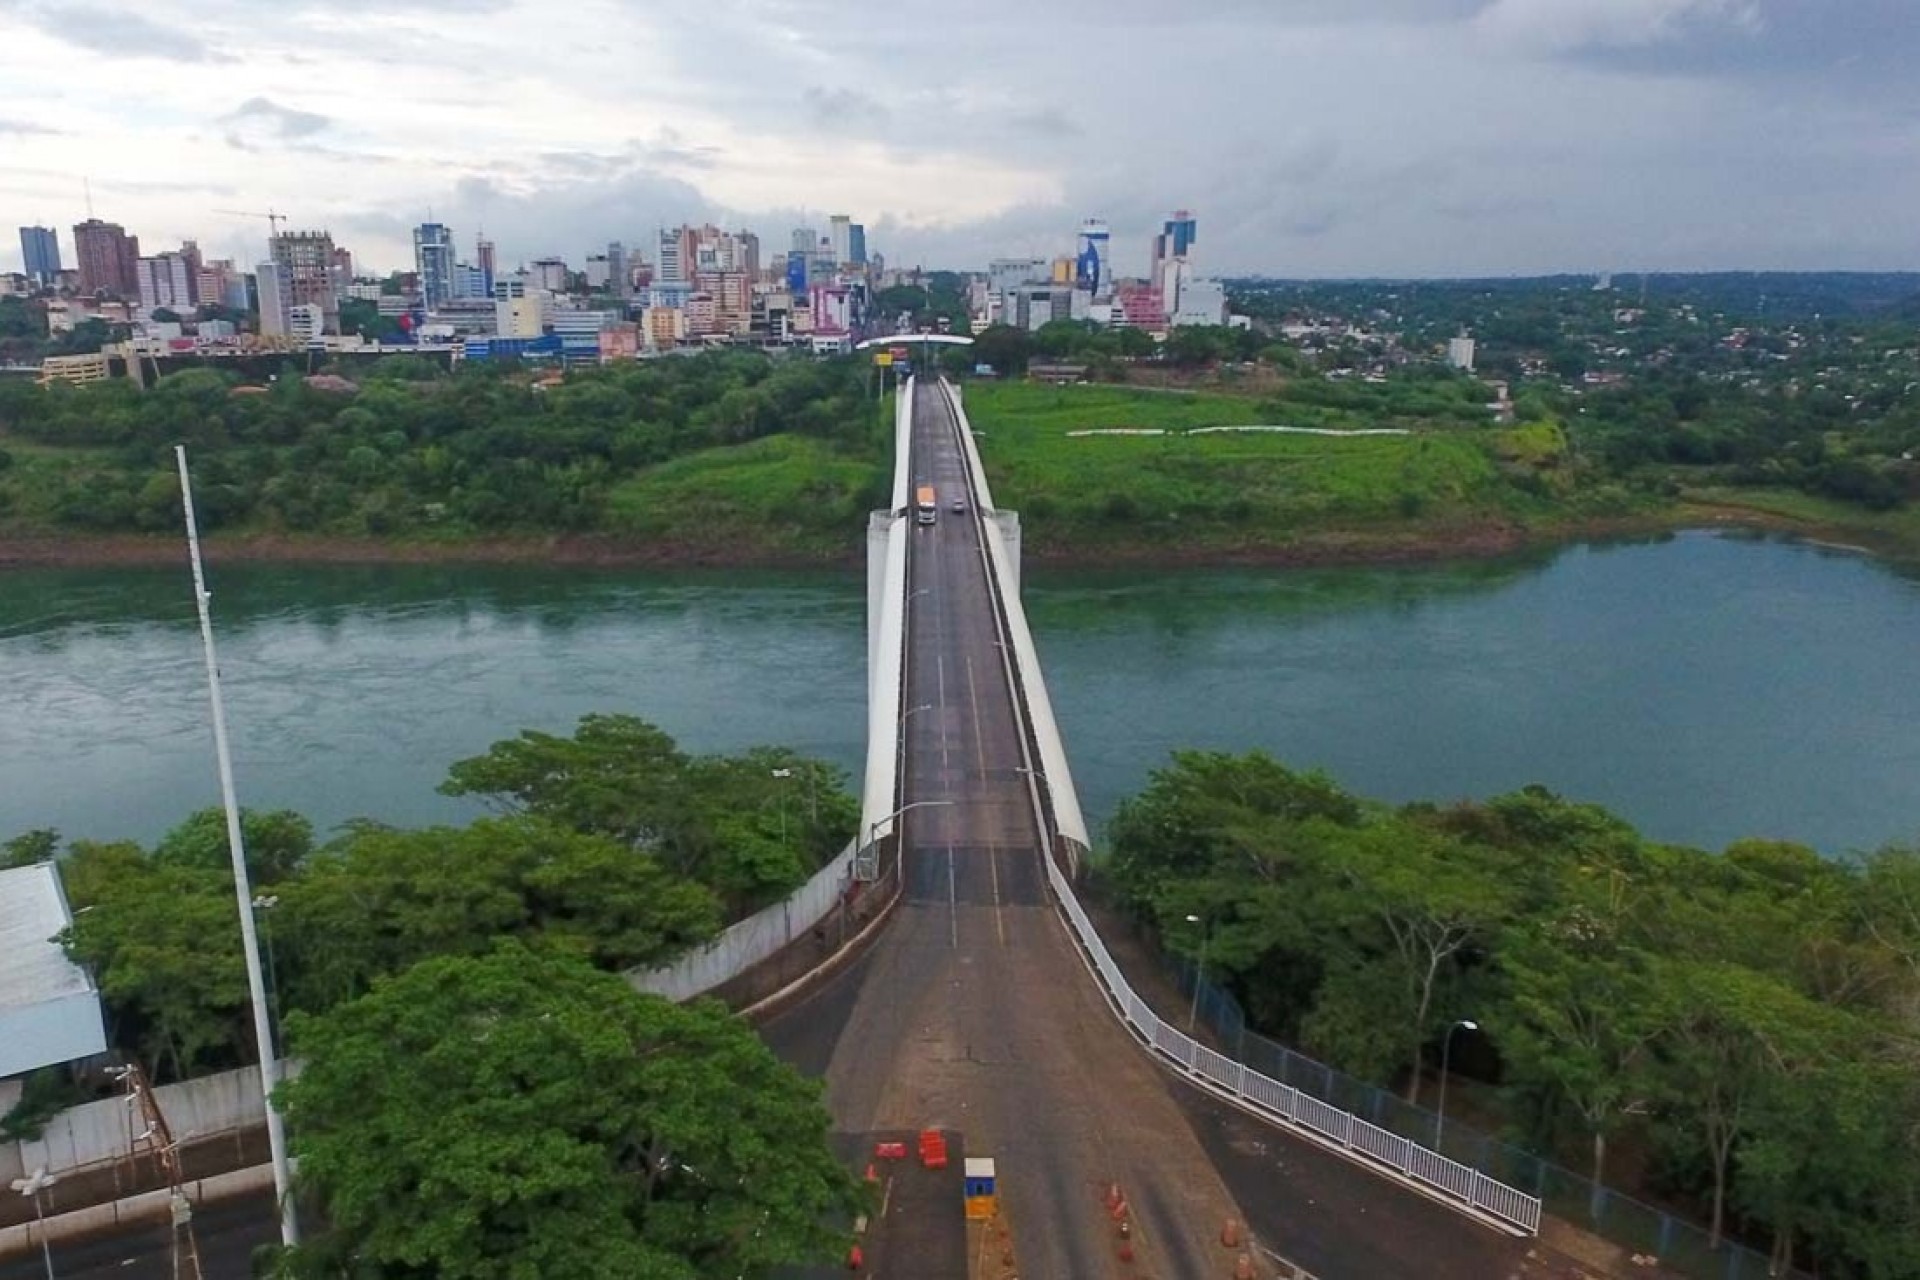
915, 483, 937, 525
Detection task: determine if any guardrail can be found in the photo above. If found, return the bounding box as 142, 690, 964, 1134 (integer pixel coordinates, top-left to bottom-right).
1041, 827, 1541, 1236
938, 376, 1542, 1238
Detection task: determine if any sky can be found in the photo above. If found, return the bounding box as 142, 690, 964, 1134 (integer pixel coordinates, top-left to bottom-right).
1, 0, 1916, 280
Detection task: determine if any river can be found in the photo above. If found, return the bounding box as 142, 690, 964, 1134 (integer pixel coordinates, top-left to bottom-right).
2, 531, 1917, 855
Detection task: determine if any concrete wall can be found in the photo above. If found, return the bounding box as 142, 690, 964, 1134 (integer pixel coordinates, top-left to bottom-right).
627, 840, 857, 1003
0, 1066, 267, 1184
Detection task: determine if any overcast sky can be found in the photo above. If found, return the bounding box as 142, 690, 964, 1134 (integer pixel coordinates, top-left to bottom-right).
2, 0, 1916, 279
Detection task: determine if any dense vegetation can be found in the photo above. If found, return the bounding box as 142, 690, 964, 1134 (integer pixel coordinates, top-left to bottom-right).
274, 943, 859, 1279
12, 714, 853, 1083
960, 380, 1620, 556
0, 351, 882, 555
1106, 752, 1920, 1276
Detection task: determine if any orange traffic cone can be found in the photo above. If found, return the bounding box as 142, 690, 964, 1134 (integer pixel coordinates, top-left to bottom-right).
864, 1163, 878, 1184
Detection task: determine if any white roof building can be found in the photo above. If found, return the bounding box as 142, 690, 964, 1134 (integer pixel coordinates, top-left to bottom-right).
0, 864, 109, 1081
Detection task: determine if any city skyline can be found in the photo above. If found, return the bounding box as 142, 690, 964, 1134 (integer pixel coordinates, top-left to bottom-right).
2, 2, 1917, 279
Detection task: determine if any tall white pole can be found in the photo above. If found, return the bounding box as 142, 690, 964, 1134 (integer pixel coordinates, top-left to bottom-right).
175, 446, 298, 1248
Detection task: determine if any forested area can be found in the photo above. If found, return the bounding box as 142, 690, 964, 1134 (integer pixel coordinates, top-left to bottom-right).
0, 351, 881, 544
1105, 752, 1920, 1277
3, 714, 854, 1086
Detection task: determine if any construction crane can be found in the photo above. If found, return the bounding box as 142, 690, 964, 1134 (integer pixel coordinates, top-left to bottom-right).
216, 207, 286, 258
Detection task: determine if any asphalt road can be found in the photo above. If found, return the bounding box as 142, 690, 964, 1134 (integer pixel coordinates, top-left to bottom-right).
758, 378, 1541, 1280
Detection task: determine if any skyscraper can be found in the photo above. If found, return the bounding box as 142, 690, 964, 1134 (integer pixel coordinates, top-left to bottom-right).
19, 226, 60, 287
72, 218, 140, 297
256, 261, 289, 336
607, 241, 628, 296
269, 230, 338, 328
1074, 218, 1110, 298
791, 227, 816, 256
413, 221, 455, 309
1151, 209, 1197, 317
476, 236, 497, 295
848, 224, 867, 267
829, 215, 851, 266
656, 228, 686, 285
135, 253, 194, 313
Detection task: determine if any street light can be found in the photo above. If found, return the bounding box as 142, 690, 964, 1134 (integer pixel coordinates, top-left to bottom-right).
853, 798, 956, 881
1436, 1019, 1478, 1148
1183, 913, 1210, 1032
12, 1166, 57, 1280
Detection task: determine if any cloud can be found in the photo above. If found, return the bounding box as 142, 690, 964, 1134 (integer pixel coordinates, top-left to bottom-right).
29, 4, 220, 62
802, 86, 888, 125
228, 96, 330, 139
1473, 0, 1761, 54
0, 117, 61, 136
1004, 107, 1083, 139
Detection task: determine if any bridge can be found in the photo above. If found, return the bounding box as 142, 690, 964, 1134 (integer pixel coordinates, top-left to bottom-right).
755, 377, 1544, 1276
0, 376, 1548, 1280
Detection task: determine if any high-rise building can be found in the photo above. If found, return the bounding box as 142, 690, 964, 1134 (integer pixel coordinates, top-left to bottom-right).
1074, 218, 1110, 299
19, 226, 61, 287
607, 241, 628, 297
656, 228, 686, 285
829, 215, 851, 266
475, 236, 497, 295
135, 253, 194, 313
1151, 210, 1198, 318
196, 259, 236, 309
530, 257, 569, 292
413, 222, 455, 310
177, 240, 204, 304
72, 218, 140, 297
848, 224, 867, 267
791, 227, 817, 256
256, 261, 290, 336
269, 230, 337, 329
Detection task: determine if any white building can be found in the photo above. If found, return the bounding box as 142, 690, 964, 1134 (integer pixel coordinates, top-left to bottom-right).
1170, 278, 1227, 328
529, 258, 569, 293
255, 261, 289, 336
1447, 336, 1477, 371
287, 303, 325, 344
136, 254, 194, 314
0, 864, 108, 1094
829, 215, 851, 266
494, 279, 544, 338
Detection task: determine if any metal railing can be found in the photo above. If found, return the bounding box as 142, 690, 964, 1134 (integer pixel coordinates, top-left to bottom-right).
1039, 850, 1543, 1235
1165, 951, 1811, 1280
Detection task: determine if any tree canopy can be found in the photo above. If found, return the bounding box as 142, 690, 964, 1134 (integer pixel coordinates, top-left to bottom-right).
1106, 753, 1920, 1273
273, 942, 860, 1280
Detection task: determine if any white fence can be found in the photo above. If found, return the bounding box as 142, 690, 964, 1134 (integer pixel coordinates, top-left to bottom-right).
625, 841, 857, 1003
1041, 842, 1542, 1236
0, 1065, 265, 1184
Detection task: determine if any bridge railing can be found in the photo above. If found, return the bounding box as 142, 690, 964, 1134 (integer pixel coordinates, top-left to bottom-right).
1040, 845, 1543, 1236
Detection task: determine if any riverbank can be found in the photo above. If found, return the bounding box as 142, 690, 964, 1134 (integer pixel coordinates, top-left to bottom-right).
0, 492, 1908, 575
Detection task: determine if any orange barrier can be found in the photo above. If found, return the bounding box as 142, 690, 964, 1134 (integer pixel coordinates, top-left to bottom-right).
874, 1141, 908, 1161
917, 1129, 949, 1170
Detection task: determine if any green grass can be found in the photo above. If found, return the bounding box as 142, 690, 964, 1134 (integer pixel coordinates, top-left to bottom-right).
1680, 485, 1920, 558
603, 433, 884, 556
961, 382, 1567, 551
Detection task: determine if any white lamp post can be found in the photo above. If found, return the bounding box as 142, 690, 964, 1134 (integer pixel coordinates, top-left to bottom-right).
1437, 1019, 1478, 1148
12, 1166, 57, 1280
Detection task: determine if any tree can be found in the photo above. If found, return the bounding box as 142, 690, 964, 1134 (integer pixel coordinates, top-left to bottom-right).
441, 715, 857, 915
152, 806, 313, 885
1, 828, 59, 869
273, 943, 860, 1280
275, 817, 720, 1013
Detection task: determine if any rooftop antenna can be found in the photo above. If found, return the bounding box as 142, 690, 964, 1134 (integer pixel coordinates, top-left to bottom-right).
175, 447, 299, 1252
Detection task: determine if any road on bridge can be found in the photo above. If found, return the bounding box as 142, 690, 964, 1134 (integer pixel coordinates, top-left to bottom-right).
759, 379, 1544, 1279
